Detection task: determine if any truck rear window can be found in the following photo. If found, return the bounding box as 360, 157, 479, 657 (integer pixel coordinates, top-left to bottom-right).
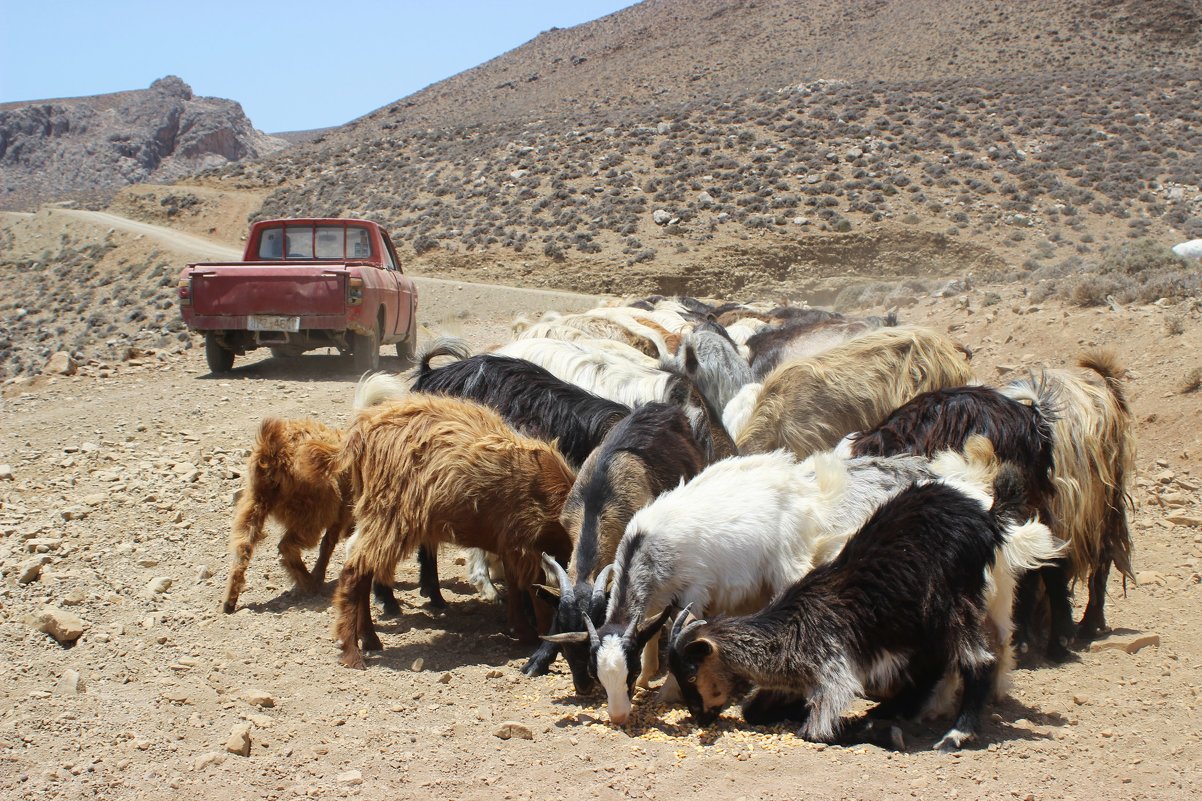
256, 225, 373, 260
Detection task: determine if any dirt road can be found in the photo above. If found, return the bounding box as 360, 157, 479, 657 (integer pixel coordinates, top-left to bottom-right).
1, 211, 1201, 800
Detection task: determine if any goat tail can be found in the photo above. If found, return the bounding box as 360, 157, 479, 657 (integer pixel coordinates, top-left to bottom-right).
418, 335, 472, 375
999, 518, 1065, 576
353, 372, 409, 411
253, 417, 294, 469
1078, 348, 1130, 416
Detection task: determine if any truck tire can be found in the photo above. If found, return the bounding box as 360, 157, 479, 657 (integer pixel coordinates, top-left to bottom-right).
353, 326, 380, 373
205, 333, 235, 373
395, 336, 417, 365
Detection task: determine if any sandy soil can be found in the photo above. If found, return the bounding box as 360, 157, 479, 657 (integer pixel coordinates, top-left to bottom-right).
1, 213, 1201, 801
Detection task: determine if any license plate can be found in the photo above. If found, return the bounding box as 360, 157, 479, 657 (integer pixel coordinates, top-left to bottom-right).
248, 314, 300, 332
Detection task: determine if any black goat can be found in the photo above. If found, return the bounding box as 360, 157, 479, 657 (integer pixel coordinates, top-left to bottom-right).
524, 403, 708, 689
843, 382, 1074, 661
412, 337, 631, 468
668, 465, 1060, 751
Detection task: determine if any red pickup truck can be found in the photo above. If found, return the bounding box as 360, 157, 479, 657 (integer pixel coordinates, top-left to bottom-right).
178, 218, 418, 373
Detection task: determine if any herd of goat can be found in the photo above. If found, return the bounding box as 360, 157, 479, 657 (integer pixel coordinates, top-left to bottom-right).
220, 296, 1135, 752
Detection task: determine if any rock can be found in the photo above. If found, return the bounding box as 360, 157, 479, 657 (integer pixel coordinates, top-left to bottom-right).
656, 122, 672, 135
932, 279, 968, 298
146, 577, 173, 595
35, 607, 86, 644
697, 191, 715, 206
336, 770, 363, 786
437, 672, 452, 685
242, 689, 274, 708
225, 723, 252, 756
410, 658, 424, 672
485, 669, 504, 679
43, 352, 77, 376
1072, 694, 1090, 706
193, 752, 225, 770
55, 669, 84, 696
196, 564, 213, 582
26, 537, 63, 552
996, 364, 1017, 374
1155, 470, 1176, 485
493, 721, 534, 741
17, 556, 51, 584
1165, 513, 1202, 528
0, 464, 12, 481
845, 146, 863, 161
652, 209, 672, 225
1090, 634, 1161, 655
60, 506, 90, 521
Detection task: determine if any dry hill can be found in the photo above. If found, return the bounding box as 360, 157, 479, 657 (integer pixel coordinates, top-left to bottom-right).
192, 0, 1201, 299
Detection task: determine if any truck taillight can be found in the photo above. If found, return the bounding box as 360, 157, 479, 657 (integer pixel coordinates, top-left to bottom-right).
347, 276, 364, 305
178, 278, 191, 306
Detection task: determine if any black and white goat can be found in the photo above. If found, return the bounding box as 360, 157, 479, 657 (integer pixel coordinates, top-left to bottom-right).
838, 382, 1070, 659
668, 463, 1061, 751
554, 449, 946, 725
527, 403, 709, 690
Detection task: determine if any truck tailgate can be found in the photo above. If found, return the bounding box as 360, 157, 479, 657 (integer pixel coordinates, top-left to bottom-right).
190, 266, 347, 316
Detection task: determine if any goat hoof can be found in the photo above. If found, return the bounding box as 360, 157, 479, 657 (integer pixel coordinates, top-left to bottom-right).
1045, 641, 1076, 663
890, 726, 906, 752
361, 634, 383, 652
339, 653, 367, 670
933, 728, 972, 752
521, 658, 549, 677
425, 596, 448, 610
380, 601, 401, 618
222, 601, 236, 614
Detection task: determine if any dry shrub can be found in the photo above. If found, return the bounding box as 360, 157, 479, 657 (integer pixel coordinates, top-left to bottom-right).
1179, 367, 1202, 395
1165, 314, 1186, 336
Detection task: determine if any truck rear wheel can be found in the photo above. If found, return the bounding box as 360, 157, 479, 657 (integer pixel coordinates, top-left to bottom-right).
205, 333, 235, 373
396, 336, 417, 366
352, 326, 380, 373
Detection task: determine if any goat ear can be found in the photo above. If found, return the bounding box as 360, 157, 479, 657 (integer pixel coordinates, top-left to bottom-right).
541, 631, 591, 644
684, 343, 699, 375
532, 585, 561, 605
685, 637, 716, 661
635, 607, 673, 646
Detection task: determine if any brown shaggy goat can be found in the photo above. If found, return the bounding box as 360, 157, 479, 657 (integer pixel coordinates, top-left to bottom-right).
736, 326, 976, 459
223, 418, 352, 614
332, 394, 576, 669
1004, 350, 1137, 644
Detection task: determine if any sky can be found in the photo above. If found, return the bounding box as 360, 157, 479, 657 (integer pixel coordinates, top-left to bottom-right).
0, 0, 635, 133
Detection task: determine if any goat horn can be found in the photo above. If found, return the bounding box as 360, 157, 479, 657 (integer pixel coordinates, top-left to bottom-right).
542, 552, 572, 597
583, 613, 600, 650
670, 603, 695, 643
592, 564, 615, 606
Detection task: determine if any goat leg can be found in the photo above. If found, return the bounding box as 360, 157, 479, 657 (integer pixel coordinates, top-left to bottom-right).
417, 545, 447, 609
1076, 554, 1112, 643
308, 523, 344, 592
742, 689, 810, 726
373, 581, 402, 617
933, 653, 996, 752
223, 506, 270, 614
521, 640, 559, 677
1011, 570, 1043, 661
1040, 560, 1077, 661
334, 566, 373, 669
278, 528, 317, 592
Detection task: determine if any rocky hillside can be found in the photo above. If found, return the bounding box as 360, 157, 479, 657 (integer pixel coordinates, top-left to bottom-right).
200, 0, 1201, 297
0, 77, 287, 211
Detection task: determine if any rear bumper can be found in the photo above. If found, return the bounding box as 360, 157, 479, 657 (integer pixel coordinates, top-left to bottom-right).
182, 314, 352, 331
